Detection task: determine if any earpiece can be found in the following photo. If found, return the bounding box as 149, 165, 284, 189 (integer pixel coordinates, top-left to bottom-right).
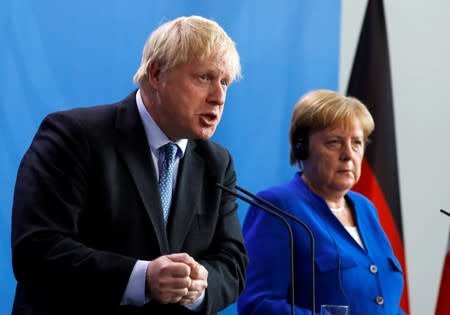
294, 140, 309, 161
293, 127, 310, 161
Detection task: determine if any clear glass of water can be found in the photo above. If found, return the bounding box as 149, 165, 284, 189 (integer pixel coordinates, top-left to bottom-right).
320, 304, 349, 315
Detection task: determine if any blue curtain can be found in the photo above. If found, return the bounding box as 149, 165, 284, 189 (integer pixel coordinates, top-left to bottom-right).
0, 1, 340, 314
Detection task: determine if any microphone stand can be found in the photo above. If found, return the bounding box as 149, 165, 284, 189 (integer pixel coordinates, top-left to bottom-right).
440, 209, 450, 217
216, 183, 296, 315
235, 184, 316, 315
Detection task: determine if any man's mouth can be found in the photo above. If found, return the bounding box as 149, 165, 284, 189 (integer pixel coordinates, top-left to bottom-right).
199, 113, 218, 126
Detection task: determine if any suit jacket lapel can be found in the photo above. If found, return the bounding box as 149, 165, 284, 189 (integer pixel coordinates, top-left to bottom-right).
114, 91, 170, 254
167, 141, 204, 252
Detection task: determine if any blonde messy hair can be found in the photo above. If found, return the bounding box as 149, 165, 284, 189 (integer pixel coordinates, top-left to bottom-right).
133, 15, 241, 84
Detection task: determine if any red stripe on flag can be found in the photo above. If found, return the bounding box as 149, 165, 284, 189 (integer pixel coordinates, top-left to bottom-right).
435, 231, 450, 315
354, 158, 410, 312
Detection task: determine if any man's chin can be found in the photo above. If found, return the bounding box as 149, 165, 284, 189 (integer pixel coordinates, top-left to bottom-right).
194, 127, 216, 140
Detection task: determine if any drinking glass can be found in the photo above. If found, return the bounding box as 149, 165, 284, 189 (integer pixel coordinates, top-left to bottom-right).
320, 304, 349, 315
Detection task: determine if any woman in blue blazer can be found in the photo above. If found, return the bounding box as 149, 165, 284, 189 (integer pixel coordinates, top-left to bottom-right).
237, 90, 406, 315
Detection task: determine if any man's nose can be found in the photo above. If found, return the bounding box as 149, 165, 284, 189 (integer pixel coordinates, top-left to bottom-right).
207, 81, 226, 106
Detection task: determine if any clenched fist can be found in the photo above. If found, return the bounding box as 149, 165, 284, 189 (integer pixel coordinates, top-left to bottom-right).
146, 253, 208, 305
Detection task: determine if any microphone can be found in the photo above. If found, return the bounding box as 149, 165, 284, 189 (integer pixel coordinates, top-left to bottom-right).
217, 183, 316, 315
441, 209, 450, 217
235, 184, 316, 315
216, 183, 296, 315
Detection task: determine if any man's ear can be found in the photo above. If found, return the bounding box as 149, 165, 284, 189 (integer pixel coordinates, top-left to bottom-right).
148, 62, 162, 88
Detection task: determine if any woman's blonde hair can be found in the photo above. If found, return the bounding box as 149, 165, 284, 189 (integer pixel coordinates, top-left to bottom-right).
133, 16, 241, 84
289, 89, 375, 165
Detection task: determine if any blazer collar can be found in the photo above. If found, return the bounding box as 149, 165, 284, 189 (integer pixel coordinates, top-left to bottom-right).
167, 140, 204, 252
115, 90, 170, 254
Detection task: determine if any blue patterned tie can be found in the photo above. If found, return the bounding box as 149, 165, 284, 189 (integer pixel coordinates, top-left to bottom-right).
158, 142, 178, 225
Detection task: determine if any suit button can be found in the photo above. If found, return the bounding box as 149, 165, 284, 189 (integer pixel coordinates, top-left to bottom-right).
375, 296, 384, 305
369, 264, 378, 273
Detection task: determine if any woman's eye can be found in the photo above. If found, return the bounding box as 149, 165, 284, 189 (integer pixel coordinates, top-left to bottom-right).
327, 140, 339, 145
352, 140, 364, 150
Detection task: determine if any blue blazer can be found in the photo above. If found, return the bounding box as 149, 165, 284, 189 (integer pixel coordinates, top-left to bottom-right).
237, 173, 405, 315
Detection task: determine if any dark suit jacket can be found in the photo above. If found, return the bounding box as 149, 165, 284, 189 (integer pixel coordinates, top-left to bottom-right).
11, 91, 248, 315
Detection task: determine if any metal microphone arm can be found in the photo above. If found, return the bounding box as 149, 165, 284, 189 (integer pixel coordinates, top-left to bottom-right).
235, 184, 316, 315
216, 183, 296, 315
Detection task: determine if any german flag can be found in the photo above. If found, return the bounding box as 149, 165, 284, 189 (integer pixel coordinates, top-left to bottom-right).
346, 0, 410, 312
435, 228, 450, 315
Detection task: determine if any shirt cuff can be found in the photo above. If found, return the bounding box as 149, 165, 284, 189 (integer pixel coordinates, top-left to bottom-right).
183, 290, 205, 311
120, 260, 150, 306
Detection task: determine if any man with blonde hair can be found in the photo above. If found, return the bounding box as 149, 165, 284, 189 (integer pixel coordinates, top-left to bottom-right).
11, 16, 247, 315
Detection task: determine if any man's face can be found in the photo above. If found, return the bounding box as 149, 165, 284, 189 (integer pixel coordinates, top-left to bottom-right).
149, 57, 231, 140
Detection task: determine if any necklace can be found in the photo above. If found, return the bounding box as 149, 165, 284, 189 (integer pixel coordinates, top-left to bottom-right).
301, 175, 346, 213
329, 205, 345, 213
329, 200, 346, 213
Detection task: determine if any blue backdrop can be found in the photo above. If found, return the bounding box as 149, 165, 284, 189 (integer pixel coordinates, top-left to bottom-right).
0, 1, 340, 314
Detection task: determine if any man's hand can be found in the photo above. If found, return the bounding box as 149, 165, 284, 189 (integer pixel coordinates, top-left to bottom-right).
179, 261, 208, 305
146, 253, 209, 305
167, 253, 208, 305
146, 253, 194, 304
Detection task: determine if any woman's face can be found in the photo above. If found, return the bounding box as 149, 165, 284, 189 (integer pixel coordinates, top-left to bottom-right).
302, 119, 365, 197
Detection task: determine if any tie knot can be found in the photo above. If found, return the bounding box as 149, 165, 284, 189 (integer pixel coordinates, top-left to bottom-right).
160, 142, 178, 163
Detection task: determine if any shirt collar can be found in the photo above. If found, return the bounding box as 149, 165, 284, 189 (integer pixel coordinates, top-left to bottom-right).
135, 89, 188, 156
